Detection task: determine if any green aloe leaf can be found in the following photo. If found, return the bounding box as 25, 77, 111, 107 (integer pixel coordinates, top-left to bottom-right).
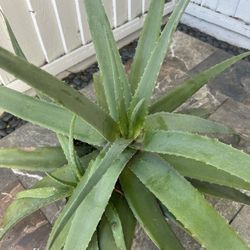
16, 187, 58, 199
105, 203, 127, 250
120, 168, 183, 250
163, 155, 250, 191
111, 193, 136, 250
47, 139, 133, 249
63, 149, 134, 250
0, 47, 118, 142
145, 112, 233, 134
0, 165, 74, 240
85, 0, 131, 122
129, 0, 165, 93
0, 10, 26, 59
150, 51, 250, 113
98, 216, 117, 250
139, 131, 250, 185
129, 0, 190, 135
87, 232, 99, 250
0, 147, 66, 171
190, 179, 250, 206
131, 152, 249, 249
0, 86, 105, 146
93, 72, 109, 113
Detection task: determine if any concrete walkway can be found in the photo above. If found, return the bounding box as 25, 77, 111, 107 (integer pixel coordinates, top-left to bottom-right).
0, 31, 250, 249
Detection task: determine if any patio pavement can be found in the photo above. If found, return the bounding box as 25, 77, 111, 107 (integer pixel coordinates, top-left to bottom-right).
0, 31, 250, 249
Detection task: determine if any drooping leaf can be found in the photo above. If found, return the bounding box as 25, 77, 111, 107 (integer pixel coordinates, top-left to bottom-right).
131, 153, 249, 249
120, 168, 183, 250
105, 203, 127, 250
0, 165, 74, 240
63, 149, 134, 250
111, 193, 136, 250
139, 131, 250, 185
129, 0, 165, 93
0, 47, 119, 141
85, 0, 131, 122
47, 139, 133, 249
145, 112, 233, 134
98, 216, 117, 250
0, 86, 105, 146
93, 72, 109, 112
162, 154, 250, 191
0, 10, 26, 59
150, 51, 250, 113
0, 147, 66, 171
190, 179, 250, 206
128, 0, 190, 135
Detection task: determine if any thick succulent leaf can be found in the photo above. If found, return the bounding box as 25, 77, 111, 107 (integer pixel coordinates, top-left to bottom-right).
1, 11, 26, 59
0, 86, 105, 146
145, 112, 233, 134
16, 187, 58, 199
129, 0, 165, 93
63, 149, 134, 250
93, 72, 109, 112
129, 0, 190, 134
0, 47, 118, 141
120, 168, 183, 250
57, 133, 71, 161
105, 203, 127, 250
0, 147, 66, 171
98, 216, 117, 250
139, 131, 250, 185
111, 193, 136, 250
0, 165, 74, 240
150, 51, 250, 113
190, 179, 250, 206
179, 107, 213, 118
163, 155, 250, 191
131, 153, 249, 249
85, 0, 131, 121
47, 139, 133, 249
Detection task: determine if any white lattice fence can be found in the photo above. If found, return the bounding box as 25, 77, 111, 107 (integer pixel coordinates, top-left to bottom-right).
0, 0, 174, 94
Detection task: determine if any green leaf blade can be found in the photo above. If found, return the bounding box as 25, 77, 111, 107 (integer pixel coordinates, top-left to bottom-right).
131, 153, 249, 249
129, 0, 165, 93
150, 51, 250, 113
0, 47, 118, 141
145, 112, 233, 134
120, 168, 183, 250
0, 86, 105, 146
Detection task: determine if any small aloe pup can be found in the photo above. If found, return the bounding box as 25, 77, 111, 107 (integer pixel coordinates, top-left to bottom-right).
0, 0, 250, 249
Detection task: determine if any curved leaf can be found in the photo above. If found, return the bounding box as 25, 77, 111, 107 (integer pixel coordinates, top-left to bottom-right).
190, 179, 250, 206
63, 149, 134, 250
105, 203, 127, 250
120, 168, 183, 250
131, 153, 249, 249
0, 86, 105, 146
0, 147, 66, 171
0, 47, 118, 141
150, 51, 250, 113
0, 165, 74, 240
47, 139, 133, 249
139, 131, 250, 184
16, 187, 58, 199
129, 0, 165, 93
145, 112, 233, 134
163, 155, 250, 191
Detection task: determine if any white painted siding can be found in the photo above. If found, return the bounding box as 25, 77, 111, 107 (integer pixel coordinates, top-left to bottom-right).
183, 0, 250, 50
0, 0, 174, 93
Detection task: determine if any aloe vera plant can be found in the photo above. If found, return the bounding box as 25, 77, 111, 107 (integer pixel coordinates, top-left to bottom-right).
0, 0, 250, 249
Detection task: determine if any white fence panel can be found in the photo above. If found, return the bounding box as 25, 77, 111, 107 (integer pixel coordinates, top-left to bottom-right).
0, 0, 174, 93
201, 0, 218, 10
235, 0, 250, 24
216, 0, 240, 16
